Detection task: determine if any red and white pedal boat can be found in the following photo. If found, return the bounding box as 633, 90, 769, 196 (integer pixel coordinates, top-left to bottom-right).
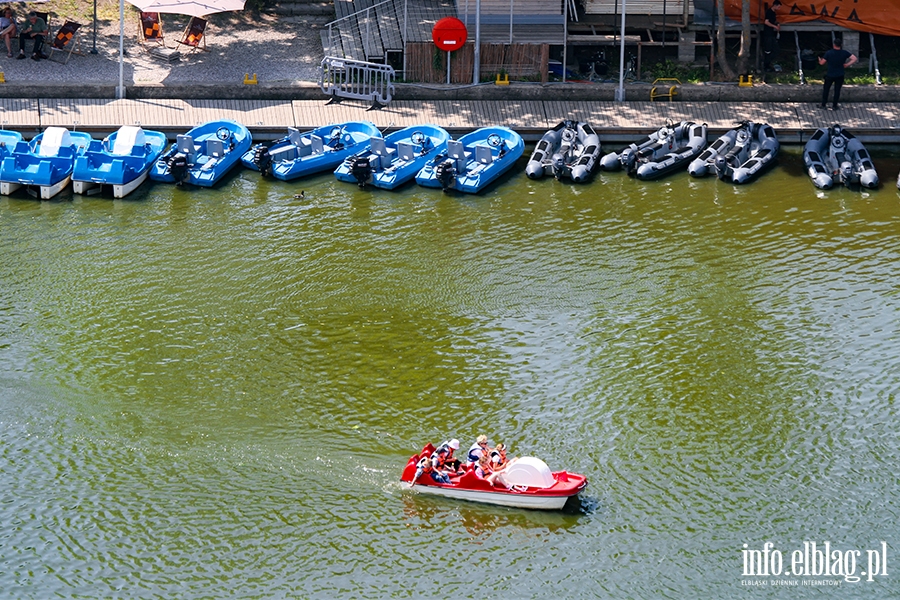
400, 443, 588, 510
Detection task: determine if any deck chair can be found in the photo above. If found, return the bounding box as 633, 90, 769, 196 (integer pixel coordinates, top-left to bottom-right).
48, 21, 83, 64
176, 17, 208, 53
138, 12, 166, 49
34, 11, 51, 31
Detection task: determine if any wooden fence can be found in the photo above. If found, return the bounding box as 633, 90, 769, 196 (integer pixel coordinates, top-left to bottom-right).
404, 42, 550, 83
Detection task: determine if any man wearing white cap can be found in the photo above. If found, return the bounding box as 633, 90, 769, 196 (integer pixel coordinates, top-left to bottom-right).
435, 438, 462, 473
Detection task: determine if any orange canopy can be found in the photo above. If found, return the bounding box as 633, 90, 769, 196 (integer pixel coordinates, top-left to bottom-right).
725, 0, 900, 37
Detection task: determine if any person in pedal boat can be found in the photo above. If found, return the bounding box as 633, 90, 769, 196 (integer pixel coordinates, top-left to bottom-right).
472, 454, 491, 480
466, 434, 493, 466
410, 452, 450, 487
434, 438, 462, 473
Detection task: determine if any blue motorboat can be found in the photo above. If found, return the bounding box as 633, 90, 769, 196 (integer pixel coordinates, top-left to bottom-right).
0, 126, 92, 199
150, 120, 252, 187
72, 126, 169, 198
334, 124, 450, 190
415, 126, 525, 194
242, 121, 381, 181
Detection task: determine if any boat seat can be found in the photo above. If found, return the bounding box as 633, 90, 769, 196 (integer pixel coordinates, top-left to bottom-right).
396, 141, 415, 162
111, 126, 145, 156
295, 137, 313, 157
206, 139, 225, 158
176, 134, 195, 156
310, 135, 324, 154
269, 145, 297, 161
475, 144, 493, 165
288, 127, 303, 147
370, 137, 394, 158
37, 127, 72, 157
446, 139, 468, 171
447, 140, 465, 160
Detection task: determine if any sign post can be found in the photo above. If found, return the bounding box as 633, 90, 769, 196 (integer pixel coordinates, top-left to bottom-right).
432, 17, 467, 84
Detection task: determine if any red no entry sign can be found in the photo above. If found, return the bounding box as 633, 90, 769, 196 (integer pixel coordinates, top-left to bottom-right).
432, 17, 467, 52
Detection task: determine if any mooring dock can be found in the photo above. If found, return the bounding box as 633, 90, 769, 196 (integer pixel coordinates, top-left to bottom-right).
1, 98, 897, 143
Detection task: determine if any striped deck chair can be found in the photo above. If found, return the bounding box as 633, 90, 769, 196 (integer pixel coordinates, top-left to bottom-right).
176, 17, 208, 53
48, 21, 82, 64
138, 12, 166, 49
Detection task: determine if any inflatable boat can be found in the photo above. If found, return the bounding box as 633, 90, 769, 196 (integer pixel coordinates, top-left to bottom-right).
401, 443, 587, 510
803, 125, 879, 190
415, 126, 524, 194
599, 120, 707, 180
525, 120, 601, 182
688, 120, 779, 184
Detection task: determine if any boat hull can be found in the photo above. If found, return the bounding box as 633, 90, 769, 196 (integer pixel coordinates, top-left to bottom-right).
0, 128, 92, 199
416, 126, 525, 194
400, 445, 587, 511
688, 121, 779, 184
525, 121, 601, 183
150, 120, 252, 187
72, 127, 168, 198
401, 482, 576, 510
242, 121, 381, 181
335, 124, 450, 189
803, 125, 878, 190
599, 120, 707, 180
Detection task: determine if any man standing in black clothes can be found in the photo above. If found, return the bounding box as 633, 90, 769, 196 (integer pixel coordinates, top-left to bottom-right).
762, 0, 782, 72
818, 38, 858, 110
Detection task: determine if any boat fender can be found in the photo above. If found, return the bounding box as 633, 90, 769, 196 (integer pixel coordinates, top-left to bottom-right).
253, 145, 272, 177
350, 156, 373, 187
166, 152, 189, 185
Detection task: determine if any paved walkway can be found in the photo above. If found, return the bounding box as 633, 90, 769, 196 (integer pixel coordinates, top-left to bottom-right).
2, 97, 898, 143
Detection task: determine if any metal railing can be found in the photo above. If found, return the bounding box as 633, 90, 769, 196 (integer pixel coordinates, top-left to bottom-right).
319, 56, 396, 108
323, 0, 397, 62
323, 0, 455, 74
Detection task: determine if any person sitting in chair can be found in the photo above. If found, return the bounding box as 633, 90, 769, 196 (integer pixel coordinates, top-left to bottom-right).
17, 11, 48, 61
0, 8, 17, 58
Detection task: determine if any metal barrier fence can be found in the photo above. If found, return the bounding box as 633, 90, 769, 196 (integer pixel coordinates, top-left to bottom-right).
318, 56, 396, 109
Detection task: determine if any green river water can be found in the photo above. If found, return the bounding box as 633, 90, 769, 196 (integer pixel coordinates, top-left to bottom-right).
1, 147, 899, 598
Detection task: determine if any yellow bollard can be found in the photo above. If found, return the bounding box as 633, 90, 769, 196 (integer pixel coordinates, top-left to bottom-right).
494, 73, 509, 85
739, 74, 753, 87
0, 72, 6, 84
243, 73, 258, 85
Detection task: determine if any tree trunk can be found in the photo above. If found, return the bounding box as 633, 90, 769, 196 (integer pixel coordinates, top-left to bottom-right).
716, 0, 736, 79
737, 0, 751, 74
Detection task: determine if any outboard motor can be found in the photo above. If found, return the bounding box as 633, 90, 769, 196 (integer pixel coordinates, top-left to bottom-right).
713, 155, 730, 180
166, 152, 189, 185
619, 147, 637, 173
840, 160, 855, 185
350, 156, 373, 187
252, 145, 272, 177
551, 152, 568, 180
436, 158, 456, 191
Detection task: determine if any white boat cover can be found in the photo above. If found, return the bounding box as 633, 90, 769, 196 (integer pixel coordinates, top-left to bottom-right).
38, 127, 72, 157
502, 457, 556, 489
112, 126, 146, 156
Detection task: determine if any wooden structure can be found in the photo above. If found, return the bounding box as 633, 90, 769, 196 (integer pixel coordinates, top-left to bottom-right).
1, 97, 895, 144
